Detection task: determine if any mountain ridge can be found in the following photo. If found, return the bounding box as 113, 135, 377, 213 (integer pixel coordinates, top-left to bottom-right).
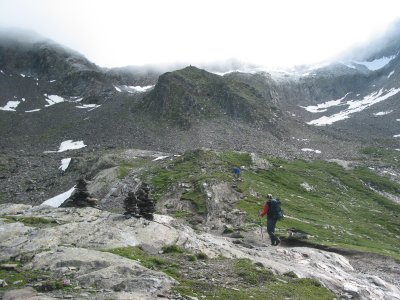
0, 27, 400, 300
1, 25, 400, 205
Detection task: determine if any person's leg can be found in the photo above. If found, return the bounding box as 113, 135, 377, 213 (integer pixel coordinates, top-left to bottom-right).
267, 218, 279, 245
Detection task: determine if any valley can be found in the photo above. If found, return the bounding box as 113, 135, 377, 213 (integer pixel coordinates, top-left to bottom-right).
1, 26, 400, 299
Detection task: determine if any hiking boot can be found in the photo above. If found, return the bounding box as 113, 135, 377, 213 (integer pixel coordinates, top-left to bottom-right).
272, 239, 281, 246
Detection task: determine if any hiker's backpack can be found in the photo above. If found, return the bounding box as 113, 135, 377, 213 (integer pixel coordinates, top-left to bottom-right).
268, 199, 284, 220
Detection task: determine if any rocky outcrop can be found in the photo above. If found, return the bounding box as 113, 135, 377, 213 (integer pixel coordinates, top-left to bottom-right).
61, 178, 98, 208
123, 183, 155, 220
142, 66, 277, 129
0, 203, 399, 299
26, 247, 175, 299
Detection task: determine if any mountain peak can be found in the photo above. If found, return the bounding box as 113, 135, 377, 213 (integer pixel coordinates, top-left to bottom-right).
143, 66, 277, 129
0, 28, 98, 80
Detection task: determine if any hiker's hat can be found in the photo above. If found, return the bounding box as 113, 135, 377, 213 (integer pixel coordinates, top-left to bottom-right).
267, 194, 272, 199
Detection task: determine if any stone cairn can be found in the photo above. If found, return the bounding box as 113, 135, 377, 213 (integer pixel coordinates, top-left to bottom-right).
123, 183, 155, 220
62, 178, 98, 208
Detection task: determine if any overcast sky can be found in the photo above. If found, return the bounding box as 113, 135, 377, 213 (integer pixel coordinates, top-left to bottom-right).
1, 0, 400, 68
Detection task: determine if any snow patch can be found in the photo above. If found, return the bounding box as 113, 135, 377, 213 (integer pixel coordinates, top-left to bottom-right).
76, 104, 101, 109
301, 93, 350, 113
307, 88, 400, 126
114, 85, 154, 93
20, 74, 25, 78
45, 95, 65, 107
373, 110, 393, 116
292, 137, 309, 141
394, 134, 400, 138
25, 109, 41, 113
59, 158, 72, 171
58, 140, 86, 152
213, 69, 245, 76
301, 148, 321, 154
43, 95, 83, 107
41, 186, 75, 207
352, 55, 396, 71
127, 85, 154, 92
49, 80, 56, 83
0, 101, 21, 111
153, 155, 169, 161
388, 71, 395, 78
382, 170, 397, 177
341, 63, 356, 69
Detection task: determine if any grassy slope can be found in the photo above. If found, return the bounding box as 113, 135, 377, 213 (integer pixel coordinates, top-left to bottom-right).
143, 149, 400, 259
239, 158, 400, 257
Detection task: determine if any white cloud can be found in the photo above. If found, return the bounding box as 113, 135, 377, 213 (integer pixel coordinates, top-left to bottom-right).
1, 0, 400, 68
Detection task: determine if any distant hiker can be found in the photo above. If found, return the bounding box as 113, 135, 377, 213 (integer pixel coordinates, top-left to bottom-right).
260, 194, 284, 246
233, 167, 241, 180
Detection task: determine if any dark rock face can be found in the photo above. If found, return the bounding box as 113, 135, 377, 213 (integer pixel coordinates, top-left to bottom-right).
0, 30, 97, 81
143, 66, 278, 129
124, 183, 155, 220
61, 178, 97, 208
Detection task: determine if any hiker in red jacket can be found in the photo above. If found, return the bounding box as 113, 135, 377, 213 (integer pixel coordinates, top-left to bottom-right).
260, 194, 281, 246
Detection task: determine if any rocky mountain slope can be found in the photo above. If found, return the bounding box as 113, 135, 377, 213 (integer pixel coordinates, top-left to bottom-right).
0, 29, 363, 204
1, 148, 400, 299
1, 24, 400, 299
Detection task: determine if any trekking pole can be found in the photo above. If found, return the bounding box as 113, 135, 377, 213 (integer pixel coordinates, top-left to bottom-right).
259, 216, 264, 240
